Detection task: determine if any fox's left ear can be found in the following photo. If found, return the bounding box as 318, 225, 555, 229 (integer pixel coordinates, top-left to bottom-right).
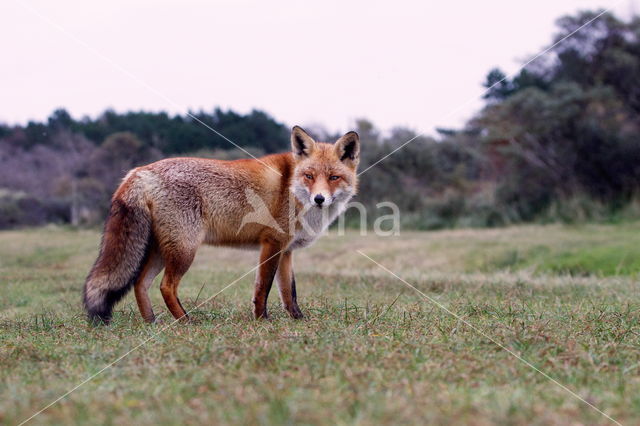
334, 131, 360, 168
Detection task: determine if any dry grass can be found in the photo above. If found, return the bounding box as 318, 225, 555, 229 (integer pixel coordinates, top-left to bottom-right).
1, 223, 640, 425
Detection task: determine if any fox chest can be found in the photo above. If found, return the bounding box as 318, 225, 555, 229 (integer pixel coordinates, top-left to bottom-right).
287, 205, 341, 250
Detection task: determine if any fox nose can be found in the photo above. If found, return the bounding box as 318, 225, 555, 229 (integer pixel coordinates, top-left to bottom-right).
314, 194, 325, 206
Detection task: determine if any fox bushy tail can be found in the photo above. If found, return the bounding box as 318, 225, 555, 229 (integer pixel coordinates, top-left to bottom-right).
83, 196, 152, 324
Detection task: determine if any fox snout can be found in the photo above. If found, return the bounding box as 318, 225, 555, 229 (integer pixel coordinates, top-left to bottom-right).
293, 180, 334, 208
311, 191, 331, 208
309, 179, 333, 207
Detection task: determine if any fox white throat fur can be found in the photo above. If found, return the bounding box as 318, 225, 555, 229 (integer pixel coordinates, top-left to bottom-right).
287, 199, 348, 251
82, 125, 360, 324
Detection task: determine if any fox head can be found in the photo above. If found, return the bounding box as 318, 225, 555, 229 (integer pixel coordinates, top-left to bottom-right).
290, 126, 360, 209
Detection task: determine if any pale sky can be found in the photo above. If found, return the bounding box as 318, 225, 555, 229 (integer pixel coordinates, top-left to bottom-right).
0, 0, 633, 136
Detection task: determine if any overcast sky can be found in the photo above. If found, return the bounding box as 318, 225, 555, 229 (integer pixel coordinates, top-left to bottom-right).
0, 0, 633, 136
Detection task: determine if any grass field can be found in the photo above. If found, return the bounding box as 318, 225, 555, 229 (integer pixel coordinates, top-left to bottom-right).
1, 223, 640, 425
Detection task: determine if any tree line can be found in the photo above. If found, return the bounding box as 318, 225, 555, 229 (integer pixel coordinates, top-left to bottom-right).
1, 10, 639, 229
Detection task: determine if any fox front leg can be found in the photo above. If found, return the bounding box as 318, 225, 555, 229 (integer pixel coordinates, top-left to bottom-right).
289, 273, 303, 319
252, 241, 283, 319
276, 251, 303, 319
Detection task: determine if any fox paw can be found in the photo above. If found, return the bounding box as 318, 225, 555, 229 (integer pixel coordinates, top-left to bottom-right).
254, 310, 270, 320
288, 305, 304, 320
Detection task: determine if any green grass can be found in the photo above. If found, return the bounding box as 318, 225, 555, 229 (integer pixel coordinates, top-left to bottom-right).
1, 223, 640, 425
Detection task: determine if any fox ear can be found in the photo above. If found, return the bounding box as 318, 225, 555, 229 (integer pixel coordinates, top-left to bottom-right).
334, 131, 360, 168
291, 126, 316, 160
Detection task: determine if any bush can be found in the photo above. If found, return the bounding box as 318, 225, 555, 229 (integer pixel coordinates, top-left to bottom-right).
0, 191, 69, 229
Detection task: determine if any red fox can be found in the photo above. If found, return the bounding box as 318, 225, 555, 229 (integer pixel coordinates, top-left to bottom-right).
83, 126, 360, 324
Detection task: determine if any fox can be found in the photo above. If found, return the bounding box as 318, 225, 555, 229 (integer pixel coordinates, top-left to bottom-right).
82, 126, 360, 324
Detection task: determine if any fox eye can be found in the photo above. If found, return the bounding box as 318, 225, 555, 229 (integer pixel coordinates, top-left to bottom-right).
329, 175, 341, 181
304, 173, 314, 180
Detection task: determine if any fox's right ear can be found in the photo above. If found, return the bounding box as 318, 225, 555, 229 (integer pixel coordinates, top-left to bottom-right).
291, 126, 316, 160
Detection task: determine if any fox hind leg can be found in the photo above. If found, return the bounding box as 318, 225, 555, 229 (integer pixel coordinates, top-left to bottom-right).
159, 245, 197, 322
134, 244, 164, 323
